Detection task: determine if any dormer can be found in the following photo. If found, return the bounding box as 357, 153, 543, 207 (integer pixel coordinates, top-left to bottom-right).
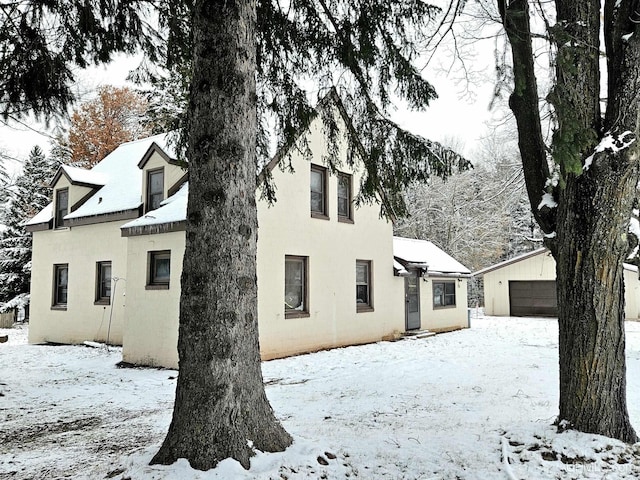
49, 166, 108, 229
138, 142, 186, 213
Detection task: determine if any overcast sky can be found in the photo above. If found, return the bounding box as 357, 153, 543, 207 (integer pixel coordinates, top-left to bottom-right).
0, 46, 499, 175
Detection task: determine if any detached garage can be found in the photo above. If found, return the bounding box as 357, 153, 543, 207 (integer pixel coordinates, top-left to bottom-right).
475, 248, 640, 320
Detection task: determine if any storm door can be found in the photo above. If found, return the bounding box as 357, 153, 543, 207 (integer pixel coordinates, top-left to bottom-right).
405, 271, 421, 330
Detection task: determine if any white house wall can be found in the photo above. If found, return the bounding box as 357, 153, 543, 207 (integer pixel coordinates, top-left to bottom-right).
421, 276, 469, 331
256, 118, 402, 360
121, 231, 184, 367
141, 152, 185, 203
119, 114, 404, 368
482, 252, 640, 320
624, 269, 640, 320
29, 221, 128, 345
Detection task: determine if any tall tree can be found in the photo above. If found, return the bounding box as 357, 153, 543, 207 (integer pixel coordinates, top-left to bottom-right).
150, 1, 292, 469
0, 146, 57, 314
1, 0, 469, 470
67, 86, 150, 167
150, 0, 470, 470
495, 0, 640, 441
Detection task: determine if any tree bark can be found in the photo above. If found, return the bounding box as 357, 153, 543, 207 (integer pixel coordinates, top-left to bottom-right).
498, 0, 640, 442
151, 0, 292, 470
555, 164, 638, 443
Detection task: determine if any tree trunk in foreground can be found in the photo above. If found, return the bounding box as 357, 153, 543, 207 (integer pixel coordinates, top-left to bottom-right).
151, 0, 292, 470
499, 0, 640, 442
555, 165, 638, 443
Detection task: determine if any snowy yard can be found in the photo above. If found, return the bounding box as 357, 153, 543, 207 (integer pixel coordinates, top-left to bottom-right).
3, 315, 640, 479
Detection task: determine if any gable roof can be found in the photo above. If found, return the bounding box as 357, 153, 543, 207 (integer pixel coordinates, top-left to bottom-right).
260, 88, 366, 178
66, 134, 176, 221
137, 141, 180, 169
472, 248, 549, 276
51, 165, 108, 188
474, 247, 639, 276
393, 236, 470, 276
26, 133, 176, 228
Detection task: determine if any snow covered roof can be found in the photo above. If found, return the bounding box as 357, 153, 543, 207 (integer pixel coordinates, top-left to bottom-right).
52, 165, 108, 188
393, 236, 470, 275
66, 134, 175, 220
393, 259, 410, 276
121, 183, 188, 231
474, 247, 639, 276
473, 248, 549, 276
26, 134, 177, 228
25, 203, 53, 227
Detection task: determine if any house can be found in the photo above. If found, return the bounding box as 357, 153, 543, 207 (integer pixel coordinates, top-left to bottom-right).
475, 248, 640, 319
26, 98, 471, 368
393, 237, 471, 332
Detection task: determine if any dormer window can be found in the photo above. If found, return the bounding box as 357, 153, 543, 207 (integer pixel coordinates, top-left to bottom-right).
147, 168, 164, 212
55, 188, 68, 228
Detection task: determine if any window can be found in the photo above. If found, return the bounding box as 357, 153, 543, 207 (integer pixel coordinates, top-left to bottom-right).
310, 165, 328, 218
356, 260, 373, 311
337, 173, 352, 221
55, 188, 68, 228
147, 168, 164, 212
53, 264, 68, 307
95, 261, 112, 304
148, 250, 170, 288
285, 256, 308, 317
433, 281, 456, 308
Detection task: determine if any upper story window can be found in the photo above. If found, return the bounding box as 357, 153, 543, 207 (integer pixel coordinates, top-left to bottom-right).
95, 261, 112, 304
53, 264, 68, 308
147, 168, 164, 212
148, 250, 171, 289
285, 255, 309, 318
433, 281, 456, 308
310, 165, 328, 219
356, 260, 373, 312
337, 172, 352, 222
55, 188, 68, 228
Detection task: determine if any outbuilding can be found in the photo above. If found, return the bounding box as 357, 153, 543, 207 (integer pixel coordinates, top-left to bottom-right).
475, 248, 640, 319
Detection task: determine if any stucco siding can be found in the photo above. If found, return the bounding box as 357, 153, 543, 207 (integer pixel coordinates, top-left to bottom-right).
421, 277, 468, 331
29, 221, 128, 345
121, 232, 184, 367
257, 114, 403, 359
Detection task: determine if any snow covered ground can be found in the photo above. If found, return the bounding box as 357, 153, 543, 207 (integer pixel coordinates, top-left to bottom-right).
2, 314, 640, 479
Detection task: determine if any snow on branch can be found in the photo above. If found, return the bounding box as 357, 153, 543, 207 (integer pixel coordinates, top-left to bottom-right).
538, 192, 558, 210
583, 131, 636, 171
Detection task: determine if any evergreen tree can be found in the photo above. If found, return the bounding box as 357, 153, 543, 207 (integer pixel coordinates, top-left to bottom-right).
0, 146, 57, 314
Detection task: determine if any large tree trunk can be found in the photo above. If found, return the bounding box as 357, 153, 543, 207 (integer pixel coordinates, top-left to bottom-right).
151, 0, 292, 470
498, 0, 640, 442
554, 164, 638, 443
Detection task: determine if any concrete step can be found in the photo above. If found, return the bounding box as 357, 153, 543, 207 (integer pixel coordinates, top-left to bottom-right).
402, 330, 436, 340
